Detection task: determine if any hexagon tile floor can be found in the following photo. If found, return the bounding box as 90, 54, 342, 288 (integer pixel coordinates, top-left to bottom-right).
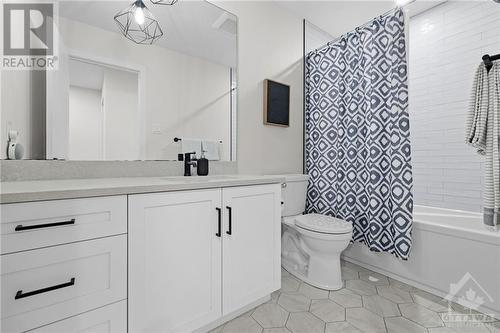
210, 261, 500, 333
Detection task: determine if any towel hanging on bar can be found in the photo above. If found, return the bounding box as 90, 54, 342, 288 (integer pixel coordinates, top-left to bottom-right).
202, 140, 220, 161
466, 60, 500, 227
180, 138, 202, 159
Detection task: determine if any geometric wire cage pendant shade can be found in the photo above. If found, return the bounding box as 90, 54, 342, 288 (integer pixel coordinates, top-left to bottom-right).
114, 0, 163, 45
151, 0, 178, 5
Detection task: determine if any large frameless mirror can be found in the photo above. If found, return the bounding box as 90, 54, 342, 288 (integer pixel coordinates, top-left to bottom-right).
1, 0, 237, 161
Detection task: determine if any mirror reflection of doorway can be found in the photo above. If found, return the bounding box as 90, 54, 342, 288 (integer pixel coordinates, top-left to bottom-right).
68, 58, 140, 160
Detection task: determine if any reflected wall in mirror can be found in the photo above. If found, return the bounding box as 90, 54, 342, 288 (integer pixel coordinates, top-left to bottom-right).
67, 58, 140, 160
1, 0, 237, 161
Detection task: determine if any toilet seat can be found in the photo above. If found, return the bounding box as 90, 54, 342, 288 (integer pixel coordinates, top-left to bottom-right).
294, 214, 352, 234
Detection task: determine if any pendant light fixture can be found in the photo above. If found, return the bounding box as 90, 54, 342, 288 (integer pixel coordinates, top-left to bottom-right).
114, 0, 163, 45
150, 0, 178, 5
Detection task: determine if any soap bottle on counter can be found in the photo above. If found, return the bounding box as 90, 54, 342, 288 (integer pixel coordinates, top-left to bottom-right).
197, 150, 209, 176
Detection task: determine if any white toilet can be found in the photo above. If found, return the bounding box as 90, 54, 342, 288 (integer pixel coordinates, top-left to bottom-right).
281, 174, 352, 290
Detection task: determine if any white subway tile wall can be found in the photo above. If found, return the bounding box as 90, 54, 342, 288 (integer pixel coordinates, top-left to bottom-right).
408, 1, 500, 213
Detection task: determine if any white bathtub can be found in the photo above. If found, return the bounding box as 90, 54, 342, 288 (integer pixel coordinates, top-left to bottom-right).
343, 205, 500, 319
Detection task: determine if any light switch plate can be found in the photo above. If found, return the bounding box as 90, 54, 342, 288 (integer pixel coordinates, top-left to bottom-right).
151, 124, 162, 134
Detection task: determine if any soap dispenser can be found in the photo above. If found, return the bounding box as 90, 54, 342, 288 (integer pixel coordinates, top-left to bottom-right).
197, 150, 209, 176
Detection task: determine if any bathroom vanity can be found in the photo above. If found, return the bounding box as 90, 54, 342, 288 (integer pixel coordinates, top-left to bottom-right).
0, 175, 284, 333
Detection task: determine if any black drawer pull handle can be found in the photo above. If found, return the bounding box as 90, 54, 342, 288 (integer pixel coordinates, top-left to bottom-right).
215, 208, 222, 237
15, 219, 76, 231
15, 278, 76, 300
226, 206, 232, 235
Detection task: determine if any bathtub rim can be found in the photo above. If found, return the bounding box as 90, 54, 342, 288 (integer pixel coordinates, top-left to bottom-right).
413, 205, 500, 246
413, 204, 482, 218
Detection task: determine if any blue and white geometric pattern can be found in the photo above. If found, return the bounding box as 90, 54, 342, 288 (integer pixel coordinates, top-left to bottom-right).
305, 9, 413, 260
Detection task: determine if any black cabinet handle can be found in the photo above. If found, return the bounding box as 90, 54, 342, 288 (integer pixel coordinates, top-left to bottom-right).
215, 208, 222, 237
226, 206, 232, 235
15, 278, 76, 300
15, 219, 76, 231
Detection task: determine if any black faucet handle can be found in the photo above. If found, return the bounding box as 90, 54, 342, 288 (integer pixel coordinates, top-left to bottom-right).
184, 152, 197, 160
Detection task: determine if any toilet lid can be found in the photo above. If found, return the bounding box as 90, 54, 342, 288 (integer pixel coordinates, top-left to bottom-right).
294, 214, 352, 234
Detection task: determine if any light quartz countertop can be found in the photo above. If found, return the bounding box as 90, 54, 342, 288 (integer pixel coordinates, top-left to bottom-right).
0, 175, 286, 204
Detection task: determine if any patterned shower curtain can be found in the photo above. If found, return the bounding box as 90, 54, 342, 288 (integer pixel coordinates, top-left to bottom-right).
305, 9, 413, 260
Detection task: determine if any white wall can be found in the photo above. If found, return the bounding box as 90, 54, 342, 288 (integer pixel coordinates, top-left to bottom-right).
143, 59, 230, 161
409, 1, 500, 213
214, 1, 304, 174
1, 70, 46, 160
278, 1, 394, 39
1, 71, 32, 159
68, 86, 103, 160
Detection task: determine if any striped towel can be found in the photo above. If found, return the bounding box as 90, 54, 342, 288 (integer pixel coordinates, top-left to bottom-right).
466, 62, 500, 227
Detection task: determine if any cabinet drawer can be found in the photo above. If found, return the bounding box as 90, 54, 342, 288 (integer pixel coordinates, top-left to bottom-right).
28, 301, 127, 333
1, 196, 127, 254
1, 236, 127, 333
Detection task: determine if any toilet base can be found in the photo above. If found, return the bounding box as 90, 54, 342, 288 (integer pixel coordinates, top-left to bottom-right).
281, 222, 348, 291
282, 262, 344, 291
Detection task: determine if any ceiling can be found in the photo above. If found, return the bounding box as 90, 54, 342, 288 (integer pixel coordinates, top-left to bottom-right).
276, 0, 446, 38
59, 1, 237, 68
60, 0, 445, 69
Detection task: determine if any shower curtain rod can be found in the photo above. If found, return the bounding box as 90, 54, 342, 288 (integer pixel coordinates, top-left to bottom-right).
311, 0, 416, 55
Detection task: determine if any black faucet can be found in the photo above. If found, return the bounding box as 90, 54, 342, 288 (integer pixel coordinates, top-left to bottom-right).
183, 152, 197, 176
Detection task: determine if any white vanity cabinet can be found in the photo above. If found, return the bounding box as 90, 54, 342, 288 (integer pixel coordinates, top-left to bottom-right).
128, 189, 223, 333
128, 184, 281, 333
0, 196, 128, 333
1, 178, 283, 333
222, 185, 281, 315
0, 196, 127, 254
27, 300, 127, 333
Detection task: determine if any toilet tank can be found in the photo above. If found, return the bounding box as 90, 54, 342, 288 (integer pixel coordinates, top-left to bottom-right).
281, 174, 309, 217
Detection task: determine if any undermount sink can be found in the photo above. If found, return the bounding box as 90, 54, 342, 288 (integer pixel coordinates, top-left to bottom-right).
160, 175, 240, 182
